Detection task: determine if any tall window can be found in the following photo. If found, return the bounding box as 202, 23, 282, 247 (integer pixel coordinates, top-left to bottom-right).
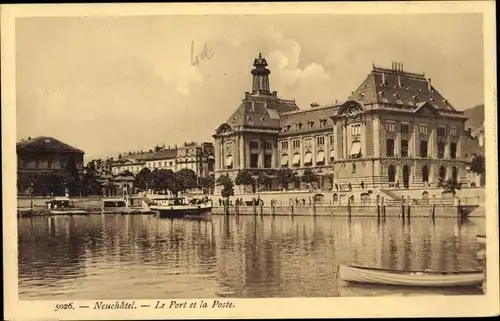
437, 127, 446, 137
388, 165, 396, 183
400, 123, 410, 134
250, 154, 259, 168
385, 122, 395, 132
450, 126, 458, 137
386, 139, 395, 157
419, 124, 428, 135
401, 140, 409, 157
280, 141, 288, 150
329, 135, 334, 145
316, 136, 325, 146
264, 154, 272, 168
292, 139, 300, 149
450, 142, 457, 159
304, 138, 312, 148
351, 124, 361, 135
265, 141, 273, 150
437, 142, 445, 159
250, 141, 259, 149
420, 140, 428, 157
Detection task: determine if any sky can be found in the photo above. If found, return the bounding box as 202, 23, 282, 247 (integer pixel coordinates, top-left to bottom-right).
16, 14, 484, 161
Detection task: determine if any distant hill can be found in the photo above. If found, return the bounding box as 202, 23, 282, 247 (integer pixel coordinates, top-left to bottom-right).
463, 104, 484, 129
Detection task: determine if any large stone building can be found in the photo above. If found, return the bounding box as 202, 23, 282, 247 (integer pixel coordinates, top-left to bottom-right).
17, 136, 85, 194
213, 55, 469, 192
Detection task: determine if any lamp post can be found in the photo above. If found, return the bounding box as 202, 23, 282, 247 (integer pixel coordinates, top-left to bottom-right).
30, 181, 34, 210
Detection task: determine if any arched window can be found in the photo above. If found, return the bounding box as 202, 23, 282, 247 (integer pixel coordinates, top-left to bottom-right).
386, 139, 395, 157
388, 165, 396, 182
437, 142, 445, 159
439, 166, 446, 179
333, 193, 338, 202
452, 166, 458, 181
422, 165, 429, 183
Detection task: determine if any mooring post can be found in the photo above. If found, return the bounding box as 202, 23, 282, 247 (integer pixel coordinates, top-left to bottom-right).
252, 201, 257, 216
260, 203, 264, 216
407, 196, 411, 219
313, 203, 317, 217
381, 197, 386, 217
457, 198, 461, 219
347, 198, 352, 218
400, 196, 405, 218
431, 195, 436, 219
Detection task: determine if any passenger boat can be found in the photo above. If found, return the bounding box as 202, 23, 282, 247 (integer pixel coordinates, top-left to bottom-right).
44, 197, 89, 216
477, 234, 486, 244
101, 196, 154, 215
338, 264, 484, 287
149, 196, 212, 219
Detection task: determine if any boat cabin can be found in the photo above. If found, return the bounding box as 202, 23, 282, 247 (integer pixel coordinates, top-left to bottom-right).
102, 198, 128, 208
46, 197, 74, 209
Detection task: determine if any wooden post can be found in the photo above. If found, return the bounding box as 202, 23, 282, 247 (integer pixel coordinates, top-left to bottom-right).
347, 198, 352, 218
407, 196, 411, 219
457, 198, 461, 219
400, 196, 405, 218
313, 203, 317, 217
377, 202, 380, 217
272, 203, 275, 216
252, 202, 257, 216
431, 195, 436, 219
382, 197, 386, 217
260, 203, 264, 216
290, 205, 294, 218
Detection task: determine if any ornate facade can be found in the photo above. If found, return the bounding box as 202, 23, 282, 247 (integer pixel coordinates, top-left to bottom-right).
213, 55, 469, 192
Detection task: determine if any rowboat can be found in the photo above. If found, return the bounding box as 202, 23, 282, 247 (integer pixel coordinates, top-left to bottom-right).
338, 265, 484, 287
477, 234, 486, 244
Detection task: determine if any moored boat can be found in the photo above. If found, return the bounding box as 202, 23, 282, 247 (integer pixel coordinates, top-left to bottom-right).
477, 234, 486, 244
149, 196, 212, 219
101, 196, 154, 215
338, 264, 484, 287
44, 197, 89, 216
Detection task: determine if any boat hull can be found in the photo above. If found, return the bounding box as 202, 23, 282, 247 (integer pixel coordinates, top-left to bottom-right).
101, 207, 154, 215
48, 209, 89, 216
339, 265, 484, 287
151, 205, 212, 219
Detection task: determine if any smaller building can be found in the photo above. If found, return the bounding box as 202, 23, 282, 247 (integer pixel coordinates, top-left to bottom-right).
17, 136, 85, 195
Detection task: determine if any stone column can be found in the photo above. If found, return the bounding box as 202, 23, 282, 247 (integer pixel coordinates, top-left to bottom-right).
361, 123, 366, 157
245, 140, 251, 168
239, 133, 245, 169
373, 117, 380, 157
312, 136, 317, 166
288, 139, 292, 168
214, 138, 221, 170
344, 124, 348, 159
412, 123, 417, 158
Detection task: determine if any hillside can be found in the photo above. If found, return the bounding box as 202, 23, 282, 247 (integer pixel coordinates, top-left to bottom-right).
463, 104, 484, 129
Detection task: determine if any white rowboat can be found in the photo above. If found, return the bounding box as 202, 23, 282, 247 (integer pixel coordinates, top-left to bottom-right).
338, 265, 484, 287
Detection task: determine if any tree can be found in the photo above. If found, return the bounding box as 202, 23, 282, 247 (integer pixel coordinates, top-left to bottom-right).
470, 154, 485, 175
176, 168, 198, 192
151, 169, 177, 195
199, 175, 215, 194
82, 163, 102, 196
135, 168, 152, 191
438, 178, 462, 196
65, 155, 81, 196
301, 168, 318, 184
275, 168, 297, 191
216, 174, 234, 199
256, 172, 273, 191
234, 170, 255, 186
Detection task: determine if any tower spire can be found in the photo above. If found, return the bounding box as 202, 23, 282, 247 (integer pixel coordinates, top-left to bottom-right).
251, 53, 271, 95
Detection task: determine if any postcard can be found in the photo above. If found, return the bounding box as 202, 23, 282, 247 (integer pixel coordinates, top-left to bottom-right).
2, 1, 499, 319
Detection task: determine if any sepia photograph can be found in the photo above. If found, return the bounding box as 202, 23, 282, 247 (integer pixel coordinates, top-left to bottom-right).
2, 1, 498, 319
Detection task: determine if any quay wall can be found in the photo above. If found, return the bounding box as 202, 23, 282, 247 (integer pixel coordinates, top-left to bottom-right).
208, 187, 485, 206
211, 204, 484, 218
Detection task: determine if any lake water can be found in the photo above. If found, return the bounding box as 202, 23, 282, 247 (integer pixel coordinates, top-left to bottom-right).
18, 214, 485, 299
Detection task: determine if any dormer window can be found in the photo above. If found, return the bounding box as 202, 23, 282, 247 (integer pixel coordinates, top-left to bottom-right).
296, 122, 303, 130
308, 121, 315, 128
319, 118, 328, 127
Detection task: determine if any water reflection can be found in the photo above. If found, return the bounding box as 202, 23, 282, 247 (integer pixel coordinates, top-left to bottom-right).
18, 215, 485, 299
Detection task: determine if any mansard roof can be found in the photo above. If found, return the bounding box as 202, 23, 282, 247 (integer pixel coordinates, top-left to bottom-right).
222, 95, 299, 131
279, 104, 341, 134
16, 136, 84, 154
348, 64, 460, 113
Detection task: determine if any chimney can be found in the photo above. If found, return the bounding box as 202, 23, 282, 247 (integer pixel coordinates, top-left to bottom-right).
251, 101, 255, 112
310, 102, 319, 108
468, 128, 472, 137
381, 72, 386, 85
401, 63, 404, 71
427, 78, 432, 91
397, 73, 402, 87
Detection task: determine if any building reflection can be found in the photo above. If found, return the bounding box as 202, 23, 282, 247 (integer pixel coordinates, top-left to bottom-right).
18, 214, 485, 299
